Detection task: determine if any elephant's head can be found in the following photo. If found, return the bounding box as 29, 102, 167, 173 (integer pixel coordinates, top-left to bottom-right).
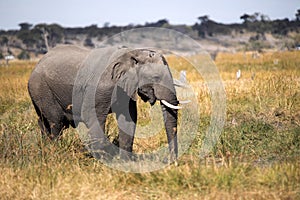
111, 48, 180, 162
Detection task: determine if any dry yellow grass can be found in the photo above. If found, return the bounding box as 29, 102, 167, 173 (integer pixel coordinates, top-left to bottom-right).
0, 51, 299, 199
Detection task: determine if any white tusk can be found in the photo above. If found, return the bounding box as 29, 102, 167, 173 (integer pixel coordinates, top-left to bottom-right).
161, 100, 182, 109
173, 80, 188, 88
179, 100, 191, 104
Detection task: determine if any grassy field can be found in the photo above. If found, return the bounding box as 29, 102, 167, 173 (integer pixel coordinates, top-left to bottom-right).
0, 51, 299, 199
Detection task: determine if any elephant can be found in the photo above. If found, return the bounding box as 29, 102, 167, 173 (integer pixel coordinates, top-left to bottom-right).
28, 45, 181, 163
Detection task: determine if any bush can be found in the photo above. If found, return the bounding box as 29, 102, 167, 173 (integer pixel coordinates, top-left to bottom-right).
17, 50, 30, 60
84, 38, 95, 48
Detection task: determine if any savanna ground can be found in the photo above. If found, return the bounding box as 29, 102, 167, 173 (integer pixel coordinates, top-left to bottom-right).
0, 51, 299, 199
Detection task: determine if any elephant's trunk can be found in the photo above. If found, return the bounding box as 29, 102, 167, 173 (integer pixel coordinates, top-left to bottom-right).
154, 84, 179, 164
161, 103, 178, 164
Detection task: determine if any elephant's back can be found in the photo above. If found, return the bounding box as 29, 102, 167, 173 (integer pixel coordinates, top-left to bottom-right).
32, 45, 90, 81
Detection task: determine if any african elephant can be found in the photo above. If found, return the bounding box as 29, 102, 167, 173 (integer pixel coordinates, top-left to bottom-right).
28, 45, 181, 162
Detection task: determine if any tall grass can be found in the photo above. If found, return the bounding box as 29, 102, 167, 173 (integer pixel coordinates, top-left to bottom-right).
0, 51, 299, 199
0, 61, 34, 114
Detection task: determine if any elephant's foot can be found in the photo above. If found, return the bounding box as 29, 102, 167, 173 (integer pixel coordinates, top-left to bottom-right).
163, 156, 178, 166
119, 149, 136, 161
86, 138, 119, 161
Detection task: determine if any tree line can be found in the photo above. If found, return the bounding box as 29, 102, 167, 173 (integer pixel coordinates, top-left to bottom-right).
0, 10, 300, 60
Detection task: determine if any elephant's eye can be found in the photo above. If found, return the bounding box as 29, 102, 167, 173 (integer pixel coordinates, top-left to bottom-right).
153, 75, 161, 82
149, 52, 155, 58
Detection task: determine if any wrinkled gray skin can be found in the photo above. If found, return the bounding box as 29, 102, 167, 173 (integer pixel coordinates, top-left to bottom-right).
28, 45, 178, 162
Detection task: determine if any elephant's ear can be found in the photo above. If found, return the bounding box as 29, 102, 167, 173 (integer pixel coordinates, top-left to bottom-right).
111, 62, 125, 81
113, 59, 139, 101
111, 67, 138, 102
111, 57, 138, 81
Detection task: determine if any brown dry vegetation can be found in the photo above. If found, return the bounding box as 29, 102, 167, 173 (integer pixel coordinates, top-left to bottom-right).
0, 51, 299, 199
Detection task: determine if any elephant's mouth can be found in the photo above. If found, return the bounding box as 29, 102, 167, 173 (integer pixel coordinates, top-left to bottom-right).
137, 87, 157, 106
137, 86, 182, 109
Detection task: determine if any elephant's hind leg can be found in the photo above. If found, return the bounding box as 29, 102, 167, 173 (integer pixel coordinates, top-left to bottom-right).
32, 100, 52, 138
37, 116, 50, 137
32, 98, 66, 139
37, 113, 65, 140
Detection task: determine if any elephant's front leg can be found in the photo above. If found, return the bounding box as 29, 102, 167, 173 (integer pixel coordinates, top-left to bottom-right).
85, 110, 118, 160
116, 99, 137, 160
85, 115, 110, 158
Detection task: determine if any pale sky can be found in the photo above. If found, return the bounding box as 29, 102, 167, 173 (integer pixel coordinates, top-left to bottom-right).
0, 0, 299, 30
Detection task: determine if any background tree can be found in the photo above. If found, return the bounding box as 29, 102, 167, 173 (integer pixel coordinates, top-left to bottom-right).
196, 15, 210, 38
145, 19, 169, 27
296, 9, 300, 21
198, 15, 209, 24
240, 14, 250, 23
17, 23, 38, 49
34, 24, 50, 52
156, 19, 169, 27
0, 36, 9, 48
34, 23, 64, 50
17, 50, 30, 60
103, 22, 110, 28
250, 12, 260, 22
84, 37, 95, 48
18, 23, 32, 31
85, 24, 99, 37
46, 24, 64, 47
260, 14, 270, 22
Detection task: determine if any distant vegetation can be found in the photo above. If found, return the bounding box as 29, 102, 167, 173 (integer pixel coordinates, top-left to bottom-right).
1, 10, 300, 60
1, 10, 300, 199
0, 51, 299, 199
